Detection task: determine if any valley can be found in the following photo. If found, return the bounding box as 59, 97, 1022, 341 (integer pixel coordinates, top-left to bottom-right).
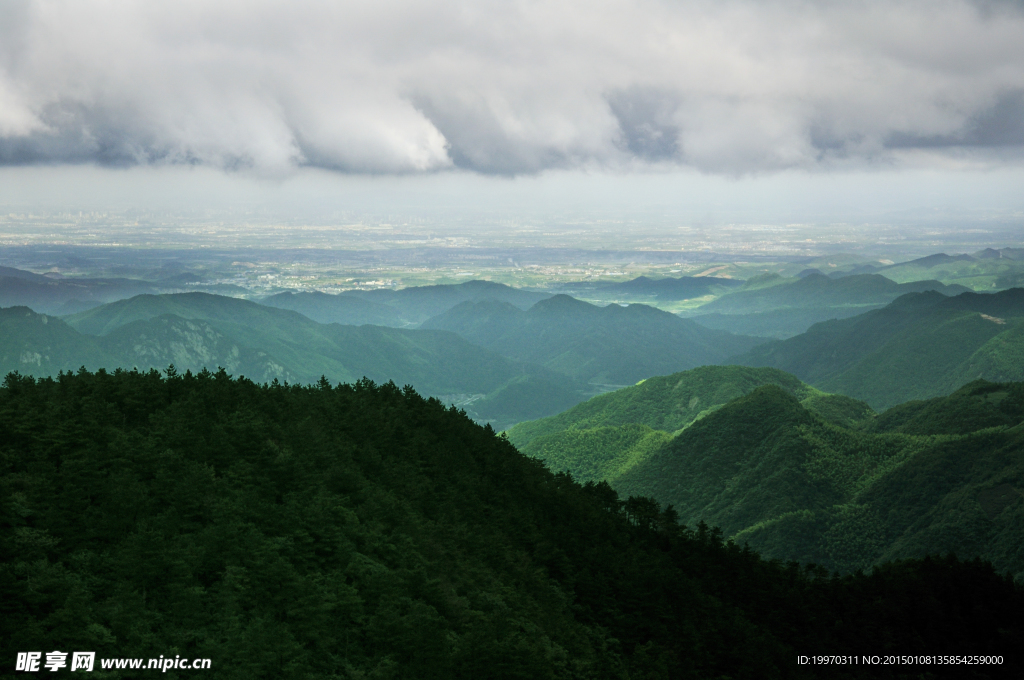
3, 244, 1024, 677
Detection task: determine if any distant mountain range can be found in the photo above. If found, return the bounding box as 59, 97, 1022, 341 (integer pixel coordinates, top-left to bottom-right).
3, 288, 762, 428
509, 365, 1024, 580
2, 295, 579, 426
421, 294, 764, 385
263, 279, 551, 327
601, 274, 742, 300
734, 287, 1024, 409
688, 272, 971, 338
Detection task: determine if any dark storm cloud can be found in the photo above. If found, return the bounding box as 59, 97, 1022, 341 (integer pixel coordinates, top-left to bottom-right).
1, 0, 1023, 176
887, 90, 1024, 148
606, 89, 682, 162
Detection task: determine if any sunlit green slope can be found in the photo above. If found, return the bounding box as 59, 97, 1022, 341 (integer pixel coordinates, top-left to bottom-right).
515, 371, 1024, 580
506, 365, 824, 449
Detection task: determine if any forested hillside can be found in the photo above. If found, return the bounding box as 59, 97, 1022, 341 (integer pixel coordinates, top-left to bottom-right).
3, 297, 586, 425
421, 295, 764, 385
1, 369, 1021, 678
735, 288, 1024, 409
506, 365, 823, 448
515, 369, 1024, 582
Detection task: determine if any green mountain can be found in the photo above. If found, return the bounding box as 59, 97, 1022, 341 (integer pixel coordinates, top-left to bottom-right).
735, 288, 1024, 409
507, 365, 821, 449
3, 369, 1021, 679
11, 294, 586, 423
868, 250, 1024, 290
99, 314, 297, 383
260, 290, 407, 326
863, 379, 1024, 436
734, 381, 1024, 578
0, 306, 115, 376
689, 272, 970, 339
422, 295, 765, 385
339, 279, 551, 324
515, 371, 1024, 581
603, 274, 742, 300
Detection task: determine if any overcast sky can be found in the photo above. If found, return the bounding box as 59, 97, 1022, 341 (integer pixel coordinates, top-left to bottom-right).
1, 0, 1023, 226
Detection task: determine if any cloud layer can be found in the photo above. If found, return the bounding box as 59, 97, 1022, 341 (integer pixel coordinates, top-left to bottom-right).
1, 0, 1023, 175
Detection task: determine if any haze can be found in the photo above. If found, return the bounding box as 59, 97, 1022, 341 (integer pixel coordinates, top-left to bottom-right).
0, 0, 1022, 252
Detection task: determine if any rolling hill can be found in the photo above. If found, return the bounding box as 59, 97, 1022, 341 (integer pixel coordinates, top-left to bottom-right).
734, 288, 1024, 409
512, 369, 1024, 581
331, 279, 551, 325
6, 294, 588, 423
688, 272, 970, 338
422, 295, 765, 385
260, 290, 407, 326
0, 306, 115, 376
602, 274, 742, 300
506, 365, 823, 448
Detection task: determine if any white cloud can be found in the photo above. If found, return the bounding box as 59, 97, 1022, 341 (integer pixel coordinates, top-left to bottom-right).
1, 0, 1023, 175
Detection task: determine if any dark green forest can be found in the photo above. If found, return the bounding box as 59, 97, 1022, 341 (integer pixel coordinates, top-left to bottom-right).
2, 369, 1021, 678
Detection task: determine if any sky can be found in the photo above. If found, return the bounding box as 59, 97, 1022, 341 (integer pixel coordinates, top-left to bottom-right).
0, 0, 1023, 234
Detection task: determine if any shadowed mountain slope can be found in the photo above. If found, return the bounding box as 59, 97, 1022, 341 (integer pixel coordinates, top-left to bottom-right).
0, 306, 115, 376
603, 275, 742, 300
0, 269, 159, 314
260, 290, 407, 326
422, 295, 765, 385
337, 279, 551, 324
17, 294, 580, 416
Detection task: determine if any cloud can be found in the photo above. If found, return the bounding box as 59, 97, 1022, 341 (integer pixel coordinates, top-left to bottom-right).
0, 0, 1023, 176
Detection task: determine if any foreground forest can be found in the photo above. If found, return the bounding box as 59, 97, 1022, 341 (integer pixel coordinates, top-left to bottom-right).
2, 369, 1022, 678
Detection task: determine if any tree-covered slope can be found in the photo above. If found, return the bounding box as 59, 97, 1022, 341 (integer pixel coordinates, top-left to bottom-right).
16, 294, 586, 422
735, 288, 1024, 409
506, 365, 820, 449
511, 366, 1024, 581
99, 314, 299, 384
0, 306, 115, 376
863, 380, 1024, 436
538, 378, 1024, 581
422, 295, 765, 385
611, 386, 923, 536
2, 369, 1022, 679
